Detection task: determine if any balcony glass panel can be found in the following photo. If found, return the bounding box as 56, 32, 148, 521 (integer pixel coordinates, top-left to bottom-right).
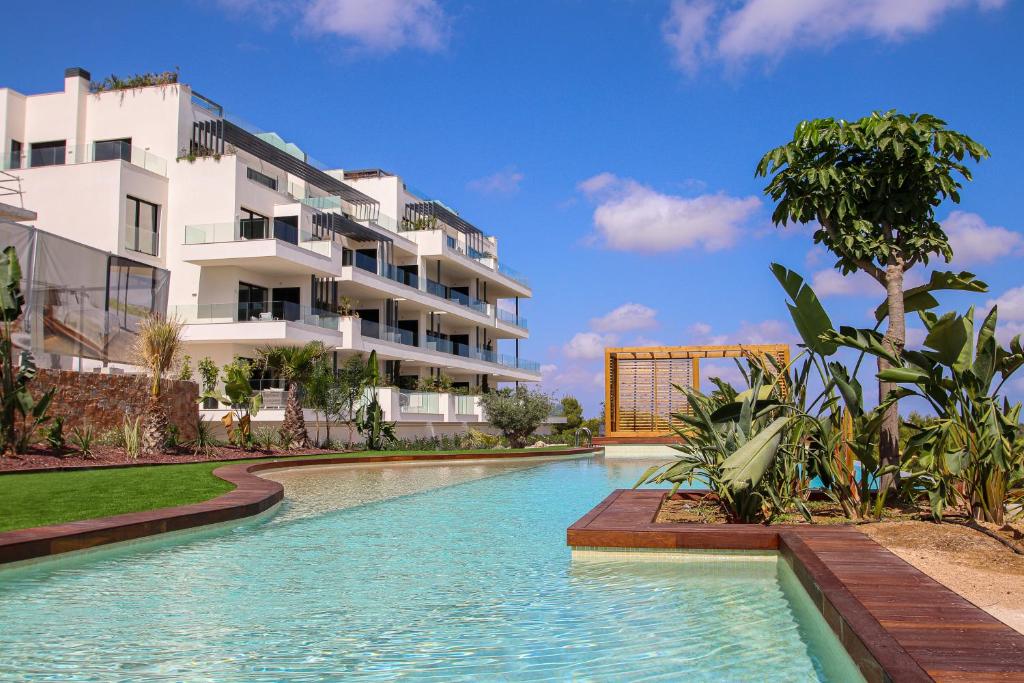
170, 301, 340, 330
360, 318, 414, 346
399, 390, 440, 414
354, 251, 378, 274
455, 395, 477, 415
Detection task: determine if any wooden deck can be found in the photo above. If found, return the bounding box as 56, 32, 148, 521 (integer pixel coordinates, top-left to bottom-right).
567, 489, 1024, 683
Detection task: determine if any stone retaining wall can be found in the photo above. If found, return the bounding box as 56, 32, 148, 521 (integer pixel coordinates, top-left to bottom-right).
34, 369, 199, 440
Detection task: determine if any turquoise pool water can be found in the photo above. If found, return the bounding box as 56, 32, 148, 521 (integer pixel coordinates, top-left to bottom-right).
0, 455, 863, 681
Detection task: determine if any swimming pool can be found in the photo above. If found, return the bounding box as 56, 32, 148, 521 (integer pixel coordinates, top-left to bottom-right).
0, 454, 863, 681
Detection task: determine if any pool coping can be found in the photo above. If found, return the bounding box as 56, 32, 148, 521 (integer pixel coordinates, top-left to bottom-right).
0, 447, 601, 566
567, 489, 1024, 683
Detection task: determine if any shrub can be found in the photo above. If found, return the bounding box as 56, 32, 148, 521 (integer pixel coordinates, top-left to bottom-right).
178, 355, 193, 382
478, 387, 552, 449
70, 426, 95, 458
192, 417, 220, 456
44, 417, 66, 454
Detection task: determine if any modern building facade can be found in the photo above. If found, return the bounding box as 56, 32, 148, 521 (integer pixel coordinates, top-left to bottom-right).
0, 67, 545, 437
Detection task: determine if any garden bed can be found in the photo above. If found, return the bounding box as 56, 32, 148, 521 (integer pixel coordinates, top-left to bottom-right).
0, 444, 338, 473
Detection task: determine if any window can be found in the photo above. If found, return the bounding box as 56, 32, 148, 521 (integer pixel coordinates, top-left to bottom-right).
29, 140, 65, 167
238, 282, 269, 321
239, 207, 269, 240
246, 167, 278, 191
8, 140, 22, 169
125, 196, 159, 256
94, 138, 131, 162
107, 256, 160, 332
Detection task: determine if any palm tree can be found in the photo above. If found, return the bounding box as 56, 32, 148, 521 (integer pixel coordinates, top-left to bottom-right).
134, 315, 184, 456
258, 341, 328, 448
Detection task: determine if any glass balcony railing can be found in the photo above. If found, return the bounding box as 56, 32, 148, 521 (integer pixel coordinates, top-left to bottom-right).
170, 301, 340, 330
496, 308, 527, 329
360, 319, 415, 346
399, 390, 441, 414
455, 395, 478, 415
184, 219, 325, 250
3, 141, 168, 176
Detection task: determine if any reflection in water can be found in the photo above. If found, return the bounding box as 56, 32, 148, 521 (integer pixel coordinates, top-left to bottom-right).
264, 457, 567, 522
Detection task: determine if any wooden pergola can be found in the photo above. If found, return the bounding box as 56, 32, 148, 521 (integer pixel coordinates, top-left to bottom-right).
604, 344, 790, 439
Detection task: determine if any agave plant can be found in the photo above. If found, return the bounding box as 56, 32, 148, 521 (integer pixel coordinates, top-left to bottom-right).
830, 306, 1024, 523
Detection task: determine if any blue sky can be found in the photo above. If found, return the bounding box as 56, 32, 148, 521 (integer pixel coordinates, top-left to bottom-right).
3, 0, 1023, 414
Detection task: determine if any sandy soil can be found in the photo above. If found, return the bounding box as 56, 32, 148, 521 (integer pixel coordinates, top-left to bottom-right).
860, 521, 1024, 634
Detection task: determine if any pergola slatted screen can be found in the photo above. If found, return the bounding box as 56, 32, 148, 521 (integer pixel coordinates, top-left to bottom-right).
605, 344, 790, 439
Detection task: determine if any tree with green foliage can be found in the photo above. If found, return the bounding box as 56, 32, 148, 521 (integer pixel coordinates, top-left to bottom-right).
336, 355, 369, 449
0, 247, 53, 455
478, 386, 552, 448
258, 341, 328, 448
756, 111, 989, 487
556, 395, 583, 436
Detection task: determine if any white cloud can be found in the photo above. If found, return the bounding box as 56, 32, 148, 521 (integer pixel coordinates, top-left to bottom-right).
578, 173, 760, 253
663, 0, 1006, 74
467, 167, 524, 195
987, 287, 1024, 322
590, 303, 659, 334
539, 363, 559, 377
944, 211, 1024, 265
699, 359, 746, 389
563, 332, 617, 360
215, 0, 450, 53
811, 269, 884, 298
687, 319, 797, 346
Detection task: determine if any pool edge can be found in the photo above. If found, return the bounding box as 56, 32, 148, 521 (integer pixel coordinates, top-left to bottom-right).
0, 447, 601, 566
567, 488, 1024, 683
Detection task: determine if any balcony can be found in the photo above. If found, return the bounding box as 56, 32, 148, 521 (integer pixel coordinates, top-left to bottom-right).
2, 141, 168, 176
356, 319, 540, 377
172, 300, 344, 345
182, 219, 339, 274
496, 308, 527, 330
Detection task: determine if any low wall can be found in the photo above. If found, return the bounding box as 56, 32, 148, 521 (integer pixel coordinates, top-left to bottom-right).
34, 369, 199, 440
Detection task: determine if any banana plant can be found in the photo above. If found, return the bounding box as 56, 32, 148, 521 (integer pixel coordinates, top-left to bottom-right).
204, 359, 262, 448
828, 306, 1024, 523
0, 246, 54, 455
355, 351, 396, 450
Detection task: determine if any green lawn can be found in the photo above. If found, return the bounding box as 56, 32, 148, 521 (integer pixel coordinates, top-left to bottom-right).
0, 447, 579, 533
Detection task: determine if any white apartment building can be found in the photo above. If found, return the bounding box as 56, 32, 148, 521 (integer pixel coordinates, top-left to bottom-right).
0, 67, 547, 437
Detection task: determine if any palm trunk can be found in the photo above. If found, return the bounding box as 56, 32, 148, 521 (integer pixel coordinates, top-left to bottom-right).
141, 392, 167, 456
878, 260, 905, 492
282, 382, 308, 448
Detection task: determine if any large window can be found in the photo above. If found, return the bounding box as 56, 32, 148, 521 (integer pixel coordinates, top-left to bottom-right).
125, 196, 159, 256
29, 140, 65, 167
246, 166, 278, 191
94, 138, 132, 162
239, 207, 269, 240
8, 140, 22, 169
238, 282, 269, 321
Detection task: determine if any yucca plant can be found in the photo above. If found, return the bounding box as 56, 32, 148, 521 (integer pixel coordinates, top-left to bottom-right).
70, 425, 95, 459
133, 315, 184, 457
122, 417, 142, 460
257, 341, 328, 449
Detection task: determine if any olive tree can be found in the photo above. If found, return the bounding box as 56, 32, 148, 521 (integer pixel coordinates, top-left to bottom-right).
756, 111, 989, 487
479, 386, 552, 448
